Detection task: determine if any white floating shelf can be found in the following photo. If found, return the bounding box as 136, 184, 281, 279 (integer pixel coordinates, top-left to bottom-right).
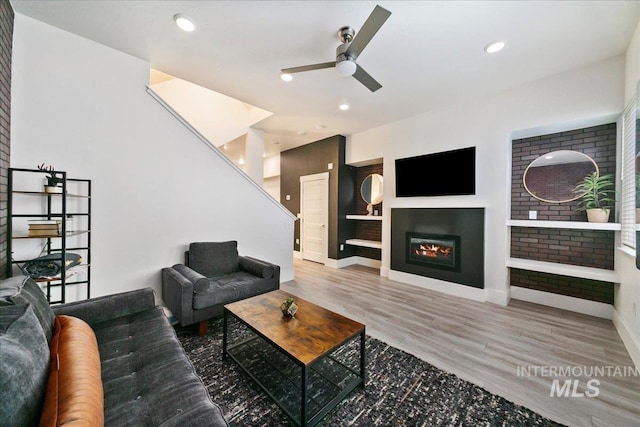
507, 258, 619, 283
345, 239, 382, 249
507, 220, 621, 231
346, 215, 383, 221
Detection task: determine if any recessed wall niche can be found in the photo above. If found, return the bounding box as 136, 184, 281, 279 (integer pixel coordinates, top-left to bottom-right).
509, 122, 616, 303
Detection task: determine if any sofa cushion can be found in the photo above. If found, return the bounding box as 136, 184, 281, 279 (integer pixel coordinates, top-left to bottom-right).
40, 315, 104, 427
91, 306, 227, 426
0, 304, 49, 427
0, 276, 55, 343
192, 272, 274, 309
189, 241, 239, 277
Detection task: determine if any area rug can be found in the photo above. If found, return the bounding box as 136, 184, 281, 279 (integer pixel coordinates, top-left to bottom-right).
178, 319, 565, 427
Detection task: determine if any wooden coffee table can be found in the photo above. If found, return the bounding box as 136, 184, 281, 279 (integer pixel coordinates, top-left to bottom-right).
223, 290, 366, 427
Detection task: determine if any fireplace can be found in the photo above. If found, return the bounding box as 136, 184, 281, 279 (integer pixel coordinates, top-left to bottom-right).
391, 208, 484, 289
406, 232, 461, 272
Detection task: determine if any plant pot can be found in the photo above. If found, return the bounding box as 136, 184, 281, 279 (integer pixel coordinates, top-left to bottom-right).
586, 208, 610, 223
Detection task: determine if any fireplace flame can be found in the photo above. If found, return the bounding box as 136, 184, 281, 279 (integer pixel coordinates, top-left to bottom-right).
416, 243, 451, 258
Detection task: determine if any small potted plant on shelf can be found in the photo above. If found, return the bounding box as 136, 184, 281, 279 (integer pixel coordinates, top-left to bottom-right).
573, 172, 616, 223
37, 163, 62, 193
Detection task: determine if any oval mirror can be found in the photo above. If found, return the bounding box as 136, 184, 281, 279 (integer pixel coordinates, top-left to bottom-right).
361, 173, 383, 205
523, 150, 598, 203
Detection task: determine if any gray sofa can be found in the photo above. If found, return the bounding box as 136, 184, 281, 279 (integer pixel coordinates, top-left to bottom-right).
0, 276, 228, 426
162, 241, 280, 335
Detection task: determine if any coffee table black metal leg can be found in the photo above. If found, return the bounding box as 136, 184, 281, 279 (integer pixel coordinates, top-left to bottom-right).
360, 328, 366, 387
222, 308, 228, 359
301, 365, 308, 427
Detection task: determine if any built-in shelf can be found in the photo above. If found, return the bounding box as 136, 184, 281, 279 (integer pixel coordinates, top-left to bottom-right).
346, 215, 383, 221
507, 258, 620, 282
507, 220, 621, 231
345, 239, 382, 249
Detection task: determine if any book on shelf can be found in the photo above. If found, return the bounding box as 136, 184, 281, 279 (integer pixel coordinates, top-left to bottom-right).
28, 224, 59, 230
28, 230, 60, 237
27, 219, 59, 224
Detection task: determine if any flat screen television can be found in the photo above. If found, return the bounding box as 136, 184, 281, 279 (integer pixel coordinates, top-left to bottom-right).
395, 147, 475, 197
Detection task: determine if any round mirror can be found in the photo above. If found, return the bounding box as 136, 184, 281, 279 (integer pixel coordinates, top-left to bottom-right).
523, 150, 598, 203
361, 174, 383, 205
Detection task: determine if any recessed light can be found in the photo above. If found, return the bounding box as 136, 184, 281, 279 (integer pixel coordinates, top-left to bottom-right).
238, 157, 245, 165
484, 41, 505, 54
339, 104, 349, 111
280, 73, 293, 82
174, 14, 196, 32
297, 131, 307, 136
316, 124, 327, 129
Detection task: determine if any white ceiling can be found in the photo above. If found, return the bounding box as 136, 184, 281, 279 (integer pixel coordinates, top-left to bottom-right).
11, 1, 640, 156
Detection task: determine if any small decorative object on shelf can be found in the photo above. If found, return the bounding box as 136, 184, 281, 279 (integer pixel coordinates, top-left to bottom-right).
573, 172, 616, 223
280, 297, 298, 318
37, 163, 63, 193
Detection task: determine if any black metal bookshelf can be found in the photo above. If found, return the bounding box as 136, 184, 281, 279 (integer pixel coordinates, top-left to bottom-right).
6, 167, 91, 303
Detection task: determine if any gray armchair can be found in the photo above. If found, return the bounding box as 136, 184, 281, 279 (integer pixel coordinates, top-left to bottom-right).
162, 241, 280, 335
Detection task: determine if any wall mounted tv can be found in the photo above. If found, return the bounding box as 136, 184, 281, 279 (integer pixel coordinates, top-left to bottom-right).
395, 147, 476, 197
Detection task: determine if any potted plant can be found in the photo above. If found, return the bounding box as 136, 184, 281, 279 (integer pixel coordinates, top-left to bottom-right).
573, 172, 616, 223
37, 163, 62, 193
280, 297, 298, 318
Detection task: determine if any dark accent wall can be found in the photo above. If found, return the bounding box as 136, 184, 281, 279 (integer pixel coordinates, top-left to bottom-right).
353, 163, 382, 260
509, 123, 616, 303
391, 208, 485, 288
280, 135, 356, 260
0, 0, 12, 279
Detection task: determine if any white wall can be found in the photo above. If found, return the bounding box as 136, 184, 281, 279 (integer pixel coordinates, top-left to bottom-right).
11, 14, 295, 301
348, 55, 626, 307
615, 19, 640, 368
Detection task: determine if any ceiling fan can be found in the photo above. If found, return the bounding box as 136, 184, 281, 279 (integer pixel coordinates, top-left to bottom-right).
281, 5, 392, 92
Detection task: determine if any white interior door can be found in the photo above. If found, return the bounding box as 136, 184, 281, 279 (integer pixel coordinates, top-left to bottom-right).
300, 172, 329, 264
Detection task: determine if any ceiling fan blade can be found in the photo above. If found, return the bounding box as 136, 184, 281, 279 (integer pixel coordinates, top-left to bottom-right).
353, 65, 382, 92
346, 5, 391, 59
281, 62, 336, 74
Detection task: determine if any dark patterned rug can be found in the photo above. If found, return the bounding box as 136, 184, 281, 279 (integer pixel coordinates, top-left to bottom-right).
177, 319, 565, 427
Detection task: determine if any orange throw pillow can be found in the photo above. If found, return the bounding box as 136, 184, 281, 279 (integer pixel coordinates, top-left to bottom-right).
39, 315, 104, 427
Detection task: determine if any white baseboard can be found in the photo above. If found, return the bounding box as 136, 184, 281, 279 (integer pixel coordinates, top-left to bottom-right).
352, 256, 381, 269
325, 256, 382, 270
510, 286, 613, 319
293, 251, 302, 259
612, 308, 640, 369
486, 288, 510, 306
324, 257, 354, 269
380, 266, 389, 277
388, 270, 486, 302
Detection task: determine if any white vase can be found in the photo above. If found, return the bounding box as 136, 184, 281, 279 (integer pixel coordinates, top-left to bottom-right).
586, 208, 610, 223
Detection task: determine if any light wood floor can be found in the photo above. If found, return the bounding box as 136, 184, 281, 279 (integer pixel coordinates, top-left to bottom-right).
282, 259, 640, 427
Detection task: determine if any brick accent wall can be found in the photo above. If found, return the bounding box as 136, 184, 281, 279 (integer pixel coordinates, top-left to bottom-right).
511, 123, 617, 221
0, 0, 12, 279
354, 163, 383, 260
510, 123, 617, 303
510, 269, 613, 304
510, 228, 615, 270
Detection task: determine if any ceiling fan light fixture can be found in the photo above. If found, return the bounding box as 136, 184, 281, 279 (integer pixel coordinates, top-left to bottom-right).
336, 59, 357, 76
280, 73, 293, 82
339, 103, 350, 111
174, 14, 196, 32
484, 40, 506, 54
